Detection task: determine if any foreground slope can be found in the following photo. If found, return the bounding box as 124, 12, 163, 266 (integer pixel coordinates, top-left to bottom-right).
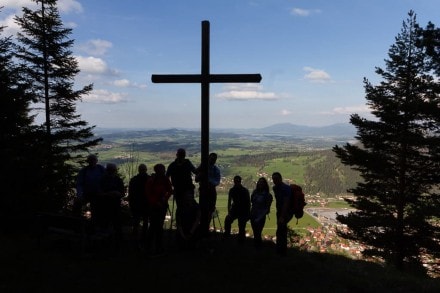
1, 230, 439, 293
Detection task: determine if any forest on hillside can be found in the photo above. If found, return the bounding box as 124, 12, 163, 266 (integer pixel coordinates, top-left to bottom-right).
219, 149, 360, 196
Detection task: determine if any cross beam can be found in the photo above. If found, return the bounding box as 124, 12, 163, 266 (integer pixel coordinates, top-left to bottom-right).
151, 20, 261, 200
151, 74, 262, 83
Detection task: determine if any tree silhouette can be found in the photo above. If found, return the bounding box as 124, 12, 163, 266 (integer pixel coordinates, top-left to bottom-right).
0, 14, 41, 224
333, 11, 440, 274
13, 0, 102, 213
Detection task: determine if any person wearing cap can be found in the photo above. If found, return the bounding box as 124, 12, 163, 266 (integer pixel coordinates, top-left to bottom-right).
74, 154, 105, 224
223, 175, 250, 243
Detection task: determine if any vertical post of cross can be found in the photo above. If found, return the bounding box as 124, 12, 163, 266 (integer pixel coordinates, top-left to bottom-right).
200, 20, 210, 198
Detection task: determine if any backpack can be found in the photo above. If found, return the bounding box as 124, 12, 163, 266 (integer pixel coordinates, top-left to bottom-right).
290, 184, 307, 224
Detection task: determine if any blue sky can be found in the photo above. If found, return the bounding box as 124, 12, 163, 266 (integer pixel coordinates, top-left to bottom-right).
2, 0, 440, 129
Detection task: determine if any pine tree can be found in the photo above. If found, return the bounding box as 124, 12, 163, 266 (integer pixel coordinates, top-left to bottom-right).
0, 26, 32, 156
423, 22, 440, 76
14, 0, 102, 213
333, 11, 440, 274
0, 17, 36, 224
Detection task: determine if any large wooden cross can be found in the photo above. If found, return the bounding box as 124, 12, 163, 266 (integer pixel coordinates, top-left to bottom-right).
151, 20, 261, 198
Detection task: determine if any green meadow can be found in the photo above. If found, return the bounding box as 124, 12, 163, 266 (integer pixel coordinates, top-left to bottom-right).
165, 192, 321, 237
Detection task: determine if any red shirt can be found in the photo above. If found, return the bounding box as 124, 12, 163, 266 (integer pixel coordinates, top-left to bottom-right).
145, 175, 173, 208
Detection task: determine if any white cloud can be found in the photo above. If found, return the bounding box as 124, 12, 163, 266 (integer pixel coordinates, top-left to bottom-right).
223, 83, 262, 91
65, 21, 78, 28
57, 0, 83, 13
82, 89, 128, 104
136, 83, 147, 89
76, 56, 117, 75
113, 79, 131, 87
1, 0, 35, 10
1, 0, 82, 35
215, 83, 277, 101
290, 8, 321, 16
281, 109, 292, 116
78, 39, 113, 56
216, 91, 276, 100
324, 105, 371, 115
1, 0, 82, 13
303, 66, 331, 83
0, 14, 20, 36
112, 79, 147, 89
291, 8, 310, 16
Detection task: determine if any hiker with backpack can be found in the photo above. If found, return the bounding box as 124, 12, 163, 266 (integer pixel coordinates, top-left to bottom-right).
250, 177, 273, 249
290, 184, 306, 225
271, 172, 294, 256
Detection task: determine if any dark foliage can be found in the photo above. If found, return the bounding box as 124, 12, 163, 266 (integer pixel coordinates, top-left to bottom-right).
0, 0, 103, 227
333, 11, 440, 274
0, 19, 42, 226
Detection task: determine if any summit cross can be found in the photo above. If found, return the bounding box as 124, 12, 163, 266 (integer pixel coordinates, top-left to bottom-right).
151, 20, 262, 199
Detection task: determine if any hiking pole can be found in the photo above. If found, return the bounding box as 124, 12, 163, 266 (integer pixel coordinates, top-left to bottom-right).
211, 211, 216, 232
167, 205, 172, 229
215, 209, 223, 232
168, 195, 175, 231
211, 209, 223, 232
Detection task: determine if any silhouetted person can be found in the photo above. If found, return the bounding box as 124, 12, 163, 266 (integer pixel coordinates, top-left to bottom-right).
197, 152, 221, 238
224, 175, 250, 243
128, 163, 150, 249
99, 163, 125, 245
145, 164, 173, 256
271, 172, 293, 256
250, 177, 273, 249
176, 193, 201, 251
75, 154, 105, 226
166, 148, 197, 209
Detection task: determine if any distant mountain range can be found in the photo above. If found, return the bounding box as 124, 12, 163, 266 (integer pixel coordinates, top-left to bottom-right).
96, 123, 356, 139
220, 123, 356, 137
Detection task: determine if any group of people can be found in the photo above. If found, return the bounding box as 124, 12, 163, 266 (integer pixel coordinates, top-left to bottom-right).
224, 172, 294, 255
74, 155, 125, 245
74, 148, 221, 255
75, 148, 296, 256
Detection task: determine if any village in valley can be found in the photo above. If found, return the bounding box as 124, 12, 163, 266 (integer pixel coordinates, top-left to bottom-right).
282, 195, 440, 278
